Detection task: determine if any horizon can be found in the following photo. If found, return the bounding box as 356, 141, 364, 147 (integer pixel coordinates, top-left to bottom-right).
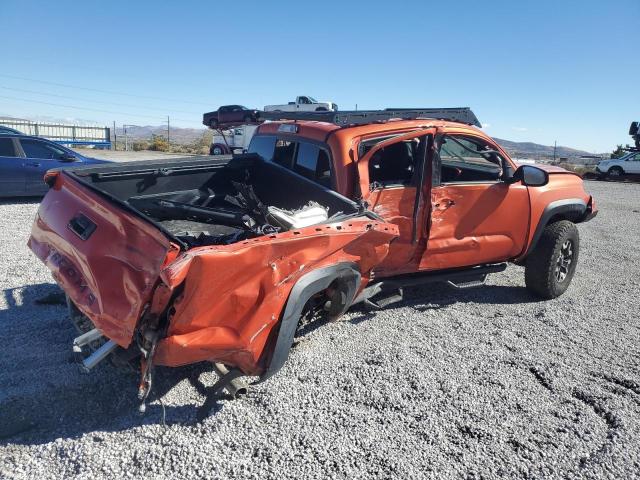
2, 0, 638, 153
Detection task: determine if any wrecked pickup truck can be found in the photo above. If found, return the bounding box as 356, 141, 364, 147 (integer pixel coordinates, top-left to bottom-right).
28, 108, 597, 413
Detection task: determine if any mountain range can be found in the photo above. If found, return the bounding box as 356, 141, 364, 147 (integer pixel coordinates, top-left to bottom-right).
115, 125, 597, 159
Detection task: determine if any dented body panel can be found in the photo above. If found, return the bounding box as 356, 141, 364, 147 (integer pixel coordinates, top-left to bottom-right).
28, 115, 596, 390
28, 173, 172, 347
154, 220, 397, 373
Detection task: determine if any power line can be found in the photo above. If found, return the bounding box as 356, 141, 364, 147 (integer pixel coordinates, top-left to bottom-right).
0, 85, 202, 115
0, 73, 209, 106
0, 94, 195, 123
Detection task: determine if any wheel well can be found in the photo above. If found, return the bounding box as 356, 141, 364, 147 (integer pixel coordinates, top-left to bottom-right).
520, 199, 587, 260
258, 263, 361, 383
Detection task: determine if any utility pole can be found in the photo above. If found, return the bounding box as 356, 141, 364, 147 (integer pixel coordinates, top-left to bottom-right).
553, 140, 557, 163
167, 115, 170, 144
112, 121, 116, 150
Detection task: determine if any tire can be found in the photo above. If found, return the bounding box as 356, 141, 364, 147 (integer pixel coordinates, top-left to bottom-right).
525, 220, 579, 299
211, 145, 224, 155
315, 107, 328, 112
209, 118, 218, 128
608, 166, 624, 178
243, 115, 253, 124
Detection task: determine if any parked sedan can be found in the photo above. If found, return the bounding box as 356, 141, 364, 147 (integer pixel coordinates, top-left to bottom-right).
0, 134, 109, 197
202, 105, 259, 128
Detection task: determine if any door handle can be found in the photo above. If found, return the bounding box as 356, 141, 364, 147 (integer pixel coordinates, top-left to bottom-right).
26, 162, 41, 167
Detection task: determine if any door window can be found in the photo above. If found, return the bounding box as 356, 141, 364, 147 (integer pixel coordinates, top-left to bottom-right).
437, 135, 503, 183
20, 139, 66, 160
0, 138, 17, 157
368, 138, 420, 187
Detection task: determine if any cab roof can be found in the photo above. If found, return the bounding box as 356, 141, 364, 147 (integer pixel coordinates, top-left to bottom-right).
255, 118, 485, 143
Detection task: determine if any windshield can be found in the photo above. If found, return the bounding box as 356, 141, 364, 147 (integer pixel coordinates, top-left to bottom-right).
307, 96, 317, 103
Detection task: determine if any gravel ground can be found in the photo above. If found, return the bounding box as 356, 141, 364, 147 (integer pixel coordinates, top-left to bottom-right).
1, 181, 639, 479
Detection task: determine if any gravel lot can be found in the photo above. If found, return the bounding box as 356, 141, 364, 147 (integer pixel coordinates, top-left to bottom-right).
1, 181, 639, 479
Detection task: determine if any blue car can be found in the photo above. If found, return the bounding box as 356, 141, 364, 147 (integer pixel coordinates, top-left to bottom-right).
0, 134, 110, 197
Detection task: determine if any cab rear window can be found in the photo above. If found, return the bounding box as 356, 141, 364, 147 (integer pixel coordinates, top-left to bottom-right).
248, 135, 332, 188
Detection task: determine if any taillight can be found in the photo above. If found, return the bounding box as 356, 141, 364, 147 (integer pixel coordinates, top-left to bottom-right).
44, 171, 60, 188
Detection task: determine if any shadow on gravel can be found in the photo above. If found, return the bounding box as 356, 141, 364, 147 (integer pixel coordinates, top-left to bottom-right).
0, 363, 221, 446
0, 197, 41, 206
0, 282, 229, 446
347, 283, 541, 323
1, 282, 64, 313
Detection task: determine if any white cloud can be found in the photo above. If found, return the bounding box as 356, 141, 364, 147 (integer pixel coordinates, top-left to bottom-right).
511, 126, 528, 132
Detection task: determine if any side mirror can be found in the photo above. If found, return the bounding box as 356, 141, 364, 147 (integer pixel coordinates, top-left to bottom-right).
508, 165, 549, 187
59, 154, 78, 162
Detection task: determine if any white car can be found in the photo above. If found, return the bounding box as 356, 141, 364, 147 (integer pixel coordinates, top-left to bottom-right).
209, 125, 258, 155
596, 151, 640, 177
264, 95, 337, 112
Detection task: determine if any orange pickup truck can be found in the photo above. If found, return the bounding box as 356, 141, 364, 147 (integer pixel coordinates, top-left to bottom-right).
28, 108, 597, 413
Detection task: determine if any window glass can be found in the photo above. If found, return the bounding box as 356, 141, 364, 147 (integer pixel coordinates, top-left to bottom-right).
272, 139, 296, 168
0, 138, 17, 157
293, 142, 331, 187
438, 136, 503, 183
368, 138, 421, 186
20, 139, 66, 159
249, 136, 331, 187
248, 135, 276, 160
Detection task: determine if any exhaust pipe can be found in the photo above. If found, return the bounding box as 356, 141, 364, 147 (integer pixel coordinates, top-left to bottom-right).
212, 363, 248, 398
72, 328, 104, 352
81, 340, 118, 371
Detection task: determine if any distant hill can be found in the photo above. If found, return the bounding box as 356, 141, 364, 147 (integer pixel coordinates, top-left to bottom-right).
493, 138, 595, 159
114, 125, 207, 144
113, 125, 600, 160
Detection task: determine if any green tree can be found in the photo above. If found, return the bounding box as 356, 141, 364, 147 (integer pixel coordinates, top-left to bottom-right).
611, 145, 626, 159
148, 134, 169, 152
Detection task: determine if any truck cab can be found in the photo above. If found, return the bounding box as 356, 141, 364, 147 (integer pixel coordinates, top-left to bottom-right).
248, 117, 596, 279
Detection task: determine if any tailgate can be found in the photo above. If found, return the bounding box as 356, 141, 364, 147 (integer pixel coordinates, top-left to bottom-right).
28, 172, 173, 347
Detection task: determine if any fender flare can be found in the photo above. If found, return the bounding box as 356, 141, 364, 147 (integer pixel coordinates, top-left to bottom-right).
520, 198, 587, 259
257, 262, 361, 383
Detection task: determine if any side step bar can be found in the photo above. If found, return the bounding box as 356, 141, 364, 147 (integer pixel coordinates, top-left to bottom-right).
353, 263, 507, 306
72, 328, 119, 372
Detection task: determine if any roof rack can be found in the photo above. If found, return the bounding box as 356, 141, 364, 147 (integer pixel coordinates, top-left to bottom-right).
258, 107, 481, 128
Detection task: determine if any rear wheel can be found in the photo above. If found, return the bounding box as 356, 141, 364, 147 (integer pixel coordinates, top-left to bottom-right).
243, 115, 253, 124
209, 118, 218, 128
210, 144, 225, 155
525, 221, 579, 299
608, 166, 624, 178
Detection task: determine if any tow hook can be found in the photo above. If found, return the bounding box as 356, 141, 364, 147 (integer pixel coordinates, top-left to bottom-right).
137, 330, 160, 414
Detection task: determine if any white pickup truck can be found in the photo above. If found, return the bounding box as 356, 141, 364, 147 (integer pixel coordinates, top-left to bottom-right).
264, 95, 337, 112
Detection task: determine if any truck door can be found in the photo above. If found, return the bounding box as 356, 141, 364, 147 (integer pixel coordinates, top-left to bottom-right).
297, 96, 311, 110
357, 129, 435, 275
419, 133, 530, 270
0, 137, 25, 196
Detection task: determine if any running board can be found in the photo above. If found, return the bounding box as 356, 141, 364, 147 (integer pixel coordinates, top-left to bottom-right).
353, 263, 506, 305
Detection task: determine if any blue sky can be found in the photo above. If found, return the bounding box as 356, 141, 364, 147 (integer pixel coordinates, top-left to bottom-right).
1, 0, 638, 152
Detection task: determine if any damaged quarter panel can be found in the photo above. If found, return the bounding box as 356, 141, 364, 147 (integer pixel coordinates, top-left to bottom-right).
153, 219, 398, 375
28, 172, 174, 347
